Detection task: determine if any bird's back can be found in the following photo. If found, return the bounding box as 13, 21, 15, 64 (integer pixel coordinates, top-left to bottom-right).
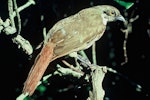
47, 7, 106, 60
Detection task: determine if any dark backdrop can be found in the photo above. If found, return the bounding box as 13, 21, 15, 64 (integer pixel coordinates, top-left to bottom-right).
0, 0, 149, 100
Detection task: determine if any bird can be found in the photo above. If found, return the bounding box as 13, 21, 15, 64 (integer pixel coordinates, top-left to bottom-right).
22, 5, 125, 96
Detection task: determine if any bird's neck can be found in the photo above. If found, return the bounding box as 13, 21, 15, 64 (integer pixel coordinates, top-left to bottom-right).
101, 14, 108, 25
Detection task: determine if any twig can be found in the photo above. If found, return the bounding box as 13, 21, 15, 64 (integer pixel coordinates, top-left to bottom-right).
0, 18, 16, 35
56, 64, 84, 78
92, 42, 97, 65
121, 28, 129, 65
12, 35, 33, 55
8, 0, 15, 28
12, 0, 35, 18
62, 60, 84, 75
121, 12, 139, 65
13, 0, 21, 35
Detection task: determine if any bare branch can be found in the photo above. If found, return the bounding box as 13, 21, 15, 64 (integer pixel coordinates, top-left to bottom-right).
12, 0, 35, 18
92, 42, 97, 64
8, 0, 15, 28
13, 0, 21, 34
62, 60, 84, 75
121, 12, 139, 65
12, 35, 33, 55
1, 0, 35, 55
0, 18, 16, 35
87, 66, 107, 100
121, 28, 129, 65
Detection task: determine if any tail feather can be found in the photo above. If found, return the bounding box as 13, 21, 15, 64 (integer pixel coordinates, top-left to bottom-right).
23, 42, 54, 96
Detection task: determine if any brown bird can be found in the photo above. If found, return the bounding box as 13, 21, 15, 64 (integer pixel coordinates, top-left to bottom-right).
23, 5, 125, 96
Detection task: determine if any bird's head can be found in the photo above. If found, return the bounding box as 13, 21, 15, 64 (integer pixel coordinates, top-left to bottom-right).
95, 5, 126, 25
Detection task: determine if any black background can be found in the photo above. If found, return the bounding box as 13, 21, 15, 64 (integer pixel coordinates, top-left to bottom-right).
0, 0, 149, 100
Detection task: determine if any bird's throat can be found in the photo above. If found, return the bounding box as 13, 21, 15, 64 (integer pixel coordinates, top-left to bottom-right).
101, 14, 108, 25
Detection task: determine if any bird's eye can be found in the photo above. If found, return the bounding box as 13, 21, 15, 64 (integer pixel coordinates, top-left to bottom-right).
111, 12, 114, 15
110, 11, 116, 16
103, 10, 116, 16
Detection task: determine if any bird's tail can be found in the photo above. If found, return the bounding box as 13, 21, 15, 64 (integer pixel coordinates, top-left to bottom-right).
23, 42, 54, 96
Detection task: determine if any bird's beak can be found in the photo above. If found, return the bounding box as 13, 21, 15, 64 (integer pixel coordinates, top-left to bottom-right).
115, 15, 126, 23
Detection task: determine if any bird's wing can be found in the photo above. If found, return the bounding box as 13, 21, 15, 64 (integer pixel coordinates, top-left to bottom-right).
48, 8, 106, 59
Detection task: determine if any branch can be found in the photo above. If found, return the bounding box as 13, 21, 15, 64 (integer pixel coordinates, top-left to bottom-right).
8, 0, 15, 28
68, 50, 107, 100
12, 35, 33, 55
13, 0, 21, 35
16, 63, 84, 100
0, 0, 35, 55
121, 11, 139, 65
87, 66, 107, 100
12, 0, 35, 18
92, 42, 97, 64
62, 60, 84, 75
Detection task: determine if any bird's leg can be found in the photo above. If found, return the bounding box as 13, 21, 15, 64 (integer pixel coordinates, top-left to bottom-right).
69, 52, 103, 70
69, 52, 82, 70
69, 52, 92, 70
76, 54, 91, 67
